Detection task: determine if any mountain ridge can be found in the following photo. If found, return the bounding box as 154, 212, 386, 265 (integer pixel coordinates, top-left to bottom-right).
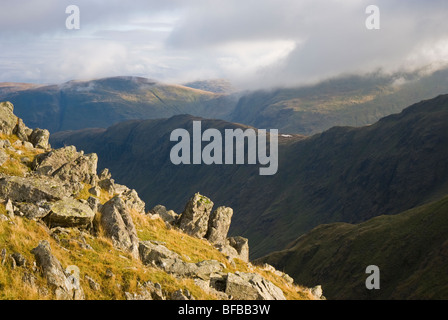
50, 94, 448, 259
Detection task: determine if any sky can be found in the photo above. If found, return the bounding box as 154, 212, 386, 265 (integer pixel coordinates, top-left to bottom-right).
1, 0, 448, 89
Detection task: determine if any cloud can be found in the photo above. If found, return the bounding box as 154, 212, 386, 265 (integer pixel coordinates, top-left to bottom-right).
1, 0, 448, 88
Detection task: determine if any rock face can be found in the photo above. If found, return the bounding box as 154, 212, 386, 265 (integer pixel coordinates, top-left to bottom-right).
0, 102, 50, 149
223, 272, 286, 300
43, 198, 95, 228
139, 241, 224, 280
100, 196, 139, 259
0, 101, 18, 135
33, 146, 98, 186
0, 175, 67, 203
206, 206, 233, 245
148, 205, 178, 224
31, 240, 84, 300
177, 193, 214, 238
29, 128, 50, 149
119, 188, 146, 215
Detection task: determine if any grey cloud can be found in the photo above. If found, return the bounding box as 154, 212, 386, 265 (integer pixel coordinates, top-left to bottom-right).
1, 0, 448, 88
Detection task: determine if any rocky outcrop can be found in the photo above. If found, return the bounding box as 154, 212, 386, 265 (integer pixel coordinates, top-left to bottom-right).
148, 204, 178, 224
0, 101, 312, 301
42, 198, 95, 228
0, 175, 67, 203
177, 193, 214, 238
99, 196, 139, 259
0, 101, 50, 149
139, 241, 224, 280
29, 128, 50, 150
31, 240, 84, 300
227, 236, 250, 262
0, 101, 18, 136
118, 188, 145, 215
222, 272, 286, 300
33, 146, 98, 187
206, 206, 233, 245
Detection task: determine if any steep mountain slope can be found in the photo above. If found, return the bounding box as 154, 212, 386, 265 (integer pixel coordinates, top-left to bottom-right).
230, 68, 448, 134
51, 94, 448, 258
0, 76, 237, 133
257, 195, 448, 300
0, 101, 313, 300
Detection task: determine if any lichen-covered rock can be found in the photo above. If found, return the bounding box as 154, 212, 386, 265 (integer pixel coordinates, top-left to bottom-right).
138, 241, 224, 280
227, 236, 249, 262
13, 118, 31, 142
0, 101, 18, 135
148, 204, 178, 224
31, 240, 84, 300
43, 198, 95, 228
0, 175, 67, 203
177, 193, 214, 238
33, 146, 80, 176
206, 206, 233, 245
51, 153, 98, 185
224, 272, 286, 300
119, 188, 145, 214
29, 128, 50, 149
100, 196, 139, 259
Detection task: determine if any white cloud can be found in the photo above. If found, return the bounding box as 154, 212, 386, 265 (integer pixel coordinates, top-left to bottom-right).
1, 0, 448, 88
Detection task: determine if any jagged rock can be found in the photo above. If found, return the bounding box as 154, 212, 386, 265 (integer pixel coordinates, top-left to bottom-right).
87, 196, 101, 213
33, 146, 79, 176
0, 102, 18, 135
29, 128, 50, 149
119, 188, 145, 214
223, 272, 286, 300
138, 241, 224, 280
11, 252, 27, 267
171, 289, 194, 300
125, 290, 152, 300
22, 272, 38, 288
43, 198, 95, 228
0, 175, 67, 203
0, 149, 8, 166
98, 178, 115, 196
144, 281, 165, 300
15, 202, 50, 220
85, 275, 101, 291
139, 240, 182, 267
13, 118, 31, 142
148, 205, 178, 224
31, 240, 84, 300
310, 285, 324, 300
0, 139, 11, 149
5, 199, 14, 218
52, 153, 98, 185
88, 186, 101, 197
33, 146, 98, 186
100, 196, 139, 259
228, 236, 249, 262
177, 193, 214, 238
206, 206, 233, 245
125, 281, 165, 300
98, 168, 112, 180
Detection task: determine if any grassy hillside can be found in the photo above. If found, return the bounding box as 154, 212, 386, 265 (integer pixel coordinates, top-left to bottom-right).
257, 195, 448, 300
0, 76, 237, 133
0, 126, 312, 300
230, 67, 448, 134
